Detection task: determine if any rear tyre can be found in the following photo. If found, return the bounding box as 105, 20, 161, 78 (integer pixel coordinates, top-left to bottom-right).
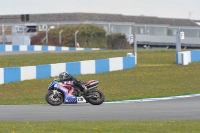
45, 91, 63, 106
87, 89, 105, 105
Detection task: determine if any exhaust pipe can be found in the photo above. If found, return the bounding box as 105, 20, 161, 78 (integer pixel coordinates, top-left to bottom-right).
84, 86, 98, 98
87, 85, 98, 91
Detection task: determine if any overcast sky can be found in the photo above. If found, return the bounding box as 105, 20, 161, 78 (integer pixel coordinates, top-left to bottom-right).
0, 0, 199, 20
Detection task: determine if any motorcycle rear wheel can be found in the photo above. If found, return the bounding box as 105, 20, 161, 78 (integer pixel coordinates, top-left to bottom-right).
45, 91, 63, 106
86, 89, 105, 105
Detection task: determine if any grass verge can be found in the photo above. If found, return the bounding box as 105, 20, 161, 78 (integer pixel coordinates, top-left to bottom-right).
0, 120, 200, 133
0, 50, 130, 68
0, 49, 178, 68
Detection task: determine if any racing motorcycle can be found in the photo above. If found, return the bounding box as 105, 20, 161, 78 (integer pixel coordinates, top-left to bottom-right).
45, 79, 105, 106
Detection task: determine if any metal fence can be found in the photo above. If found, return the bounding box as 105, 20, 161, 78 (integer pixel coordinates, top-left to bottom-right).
1, 21, 200, 46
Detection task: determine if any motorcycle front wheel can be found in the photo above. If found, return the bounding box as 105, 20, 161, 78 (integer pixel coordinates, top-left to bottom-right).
45, 91, 63, 106
86, 89, 105, 105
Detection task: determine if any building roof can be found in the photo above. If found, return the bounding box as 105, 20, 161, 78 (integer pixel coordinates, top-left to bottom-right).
0, 12, 199, 27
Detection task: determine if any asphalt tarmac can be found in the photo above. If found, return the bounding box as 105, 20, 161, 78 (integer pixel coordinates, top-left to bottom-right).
0, 96, 200, 121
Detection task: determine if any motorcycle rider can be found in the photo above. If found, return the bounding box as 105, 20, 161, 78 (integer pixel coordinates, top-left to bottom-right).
57, 71, 88, 94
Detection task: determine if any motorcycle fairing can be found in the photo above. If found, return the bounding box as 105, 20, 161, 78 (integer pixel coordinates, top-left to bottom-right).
85, 80, 97, 86
64, 80, 73, 85
48, 80, 86, 104
58, 84, 78, 104
65, 96, 77, 103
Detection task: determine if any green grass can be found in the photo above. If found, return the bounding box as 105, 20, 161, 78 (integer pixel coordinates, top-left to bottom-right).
0, 120, 200, 133
0, 49, 200, 104
0, 50, 130, 68
0, 49, 178, 68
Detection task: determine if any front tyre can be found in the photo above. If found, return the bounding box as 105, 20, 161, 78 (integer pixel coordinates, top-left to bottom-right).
45, 91, 63, 106
87, 89, 105, 105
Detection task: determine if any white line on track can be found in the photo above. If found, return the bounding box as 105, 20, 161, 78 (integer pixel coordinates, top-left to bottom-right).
105, 94, 200, 104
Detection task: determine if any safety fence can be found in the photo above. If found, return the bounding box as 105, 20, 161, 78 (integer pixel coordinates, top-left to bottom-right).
176, 50, 200, 65
0, 54, 136, 84
0, 44, 104, 52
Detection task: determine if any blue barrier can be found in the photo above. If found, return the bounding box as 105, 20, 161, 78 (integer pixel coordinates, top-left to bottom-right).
0, 44, 104, 52
191, 50, 200, 62
0, 55, 136, 84
176, 50, 200, 65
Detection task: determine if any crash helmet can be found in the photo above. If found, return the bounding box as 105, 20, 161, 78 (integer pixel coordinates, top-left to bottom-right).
59, 71, 69, 81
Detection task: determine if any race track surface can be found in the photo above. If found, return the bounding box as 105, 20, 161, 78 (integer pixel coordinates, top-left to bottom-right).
0, 96, 200, 121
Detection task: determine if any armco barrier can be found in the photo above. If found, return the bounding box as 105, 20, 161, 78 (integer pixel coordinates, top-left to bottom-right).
0, 55, 136, 84
0, 44, 104, 52
176, 50, 200, 65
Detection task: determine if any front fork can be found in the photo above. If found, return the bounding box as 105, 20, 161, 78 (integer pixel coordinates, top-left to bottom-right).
52, 90, 59, 97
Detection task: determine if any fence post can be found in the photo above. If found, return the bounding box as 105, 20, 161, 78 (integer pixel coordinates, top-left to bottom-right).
176, 31, 181, 52
2, 24, 4, 44
105, 33, 110, 49
134, 33, 137, 64
75, 30, 79, 47
46, 29, 51, 44
59, 29, 63, 44
41, 26, 54, 44
2, 24, 7, 45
